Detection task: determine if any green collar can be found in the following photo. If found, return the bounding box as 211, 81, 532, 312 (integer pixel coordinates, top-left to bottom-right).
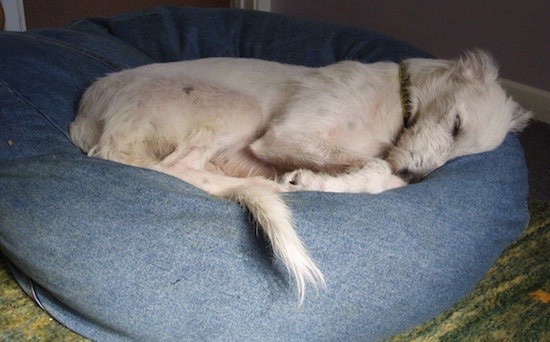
399, 63, 413, 128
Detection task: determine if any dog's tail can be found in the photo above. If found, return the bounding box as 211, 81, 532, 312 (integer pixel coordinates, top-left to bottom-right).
226, 184, 325, 304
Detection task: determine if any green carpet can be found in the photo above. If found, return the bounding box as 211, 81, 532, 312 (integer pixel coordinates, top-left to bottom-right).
1, 200, 548, 341
388, 200, 549, 341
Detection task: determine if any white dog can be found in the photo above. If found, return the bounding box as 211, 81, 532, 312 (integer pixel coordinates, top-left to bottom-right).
69, 50, 531, 303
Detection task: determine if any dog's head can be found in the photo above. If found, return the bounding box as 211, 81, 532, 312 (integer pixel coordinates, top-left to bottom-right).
387, 49, 532, 183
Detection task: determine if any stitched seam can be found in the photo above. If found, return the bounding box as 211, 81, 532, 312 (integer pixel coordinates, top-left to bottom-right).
1, 31, 134, 142
29, 281, 47, 310
24, 31, 131, 71
0, 78, 72, 142
4, 259, 46, 310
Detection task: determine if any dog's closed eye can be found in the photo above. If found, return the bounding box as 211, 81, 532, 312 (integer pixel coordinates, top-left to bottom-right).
452, 114, 462, 139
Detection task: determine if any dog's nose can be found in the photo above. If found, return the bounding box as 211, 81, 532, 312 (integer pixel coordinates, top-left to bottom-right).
395, 168, 423, 184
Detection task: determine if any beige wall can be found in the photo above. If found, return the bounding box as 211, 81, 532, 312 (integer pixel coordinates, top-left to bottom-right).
271, 0, 550, 91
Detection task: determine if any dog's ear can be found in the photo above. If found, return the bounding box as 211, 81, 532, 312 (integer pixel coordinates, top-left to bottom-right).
454, 49, 499, 84
509, 102, 533, 132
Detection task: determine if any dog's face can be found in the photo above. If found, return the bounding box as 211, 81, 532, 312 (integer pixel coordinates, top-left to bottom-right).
387, 50, 532, 183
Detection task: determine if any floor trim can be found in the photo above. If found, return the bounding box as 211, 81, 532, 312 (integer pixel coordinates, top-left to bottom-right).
501, 79, 550, 124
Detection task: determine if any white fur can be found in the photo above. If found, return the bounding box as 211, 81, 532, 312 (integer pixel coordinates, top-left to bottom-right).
69, 50, 531, 303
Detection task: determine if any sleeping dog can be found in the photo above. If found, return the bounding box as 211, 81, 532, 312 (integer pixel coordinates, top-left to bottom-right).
70, 50, 531, 303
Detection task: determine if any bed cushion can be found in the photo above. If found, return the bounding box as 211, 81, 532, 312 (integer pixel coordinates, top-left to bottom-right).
0, 7, 529, 341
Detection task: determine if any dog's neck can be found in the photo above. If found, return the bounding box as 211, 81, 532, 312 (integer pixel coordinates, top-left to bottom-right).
398, 63, 413, 129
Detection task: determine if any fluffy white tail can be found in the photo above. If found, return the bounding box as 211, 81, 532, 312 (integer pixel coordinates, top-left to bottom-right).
227, 185, 326, 304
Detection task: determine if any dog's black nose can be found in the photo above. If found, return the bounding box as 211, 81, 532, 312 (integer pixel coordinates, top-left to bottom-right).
395, 168, 423, 184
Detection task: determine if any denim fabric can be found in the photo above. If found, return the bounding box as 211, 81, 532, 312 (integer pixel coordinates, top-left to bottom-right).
69, 6, 430, 65
0, 28, 154, 160
0, 7, 529, 341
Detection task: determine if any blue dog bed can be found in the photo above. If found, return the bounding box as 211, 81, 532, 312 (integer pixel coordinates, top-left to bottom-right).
0, 7, 529, 341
